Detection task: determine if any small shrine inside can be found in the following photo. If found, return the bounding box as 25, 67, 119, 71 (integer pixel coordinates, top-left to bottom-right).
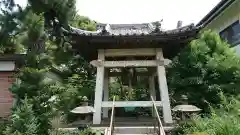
65, 21, 201, 125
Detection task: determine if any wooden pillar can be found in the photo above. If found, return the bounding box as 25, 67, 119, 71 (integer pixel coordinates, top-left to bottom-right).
156, 48, 173, 124
103, 70, 109, 118
93, 49, 105, 124
149, 74, 156, 117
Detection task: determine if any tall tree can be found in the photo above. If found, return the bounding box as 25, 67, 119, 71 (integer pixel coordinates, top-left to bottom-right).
3, 0, 78, 134
2, 0, 99, 133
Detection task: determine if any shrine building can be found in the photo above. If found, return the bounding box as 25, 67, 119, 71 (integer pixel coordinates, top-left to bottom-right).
65, 21, 201, 125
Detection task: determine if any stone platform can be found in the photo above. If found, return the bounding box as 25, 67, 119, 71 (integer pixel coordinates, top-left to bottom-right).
65, 117, 174, 134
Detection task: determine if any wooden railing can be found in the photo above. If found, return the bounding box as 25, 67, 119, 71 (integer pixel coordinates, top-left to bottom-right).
105, 96, 115, 135
151, 96, 166, 135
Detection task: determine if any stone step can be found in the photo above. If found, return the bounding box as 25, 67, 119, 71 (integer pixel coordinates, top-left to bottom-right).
112, 126, 173, 134
60, 126, 173, 133
60, 126, 173, 135
90, 126, 173, 134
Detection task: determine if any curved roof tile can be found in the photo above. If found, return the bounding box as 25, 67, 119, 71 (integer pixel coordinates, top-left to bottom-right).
68, 22, 200, 36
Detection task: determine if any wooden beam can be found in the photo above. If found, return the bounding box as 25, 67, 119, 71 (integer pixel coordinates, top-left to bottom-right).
156, 48, 173, 124
109, 71, 151, 77
90, 60, 104, 67
91, 60, 164, 67
104, 60, 163, 67
103, 70, 109, 118
102, 101, 162, 107
93, 49, 105, 124
104, 48, 156, 57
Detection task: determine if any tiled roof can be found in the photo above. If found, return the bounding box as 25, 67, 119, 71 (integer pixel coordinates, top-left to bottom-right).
68, 21, 200, 36
105, 23, 155, 35
63, 22, 202, 60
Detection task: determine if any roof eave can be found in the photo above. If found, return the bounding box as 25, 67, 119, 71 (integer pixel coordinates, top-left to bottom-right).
0, 54, 25, 62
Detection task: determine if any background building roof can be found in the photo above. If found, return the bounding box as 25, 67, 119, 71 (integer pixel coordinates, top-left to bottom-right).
197, 0, 236, 27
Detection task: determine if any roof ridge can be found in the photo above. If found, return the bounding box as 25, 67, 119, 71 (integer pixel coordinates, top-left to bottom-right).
96, 21, 162, 25
67, 22, 200, 36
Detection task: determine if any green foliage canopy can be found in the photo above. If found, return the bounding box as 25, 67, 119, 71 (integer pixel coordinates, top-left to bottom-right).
167, 30, 240, 111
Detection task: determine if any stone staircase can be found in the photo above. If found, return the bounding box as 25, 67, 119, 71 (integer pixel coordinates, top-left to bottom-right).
60, 125, 174, 135
65, 96, 175, 135
90, 125, 174, 135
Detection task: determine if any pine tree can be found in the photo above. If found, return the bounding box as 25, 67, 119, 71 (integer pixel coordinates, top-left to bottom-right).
10, 67, 57, 134
4, 98, 39, 135
1, 0, 98, 133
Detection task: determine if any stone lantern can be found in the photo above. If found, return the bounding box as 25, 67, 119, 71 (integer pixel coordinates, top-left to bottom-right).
172, 95, 201, 121
70, 96, 95, 129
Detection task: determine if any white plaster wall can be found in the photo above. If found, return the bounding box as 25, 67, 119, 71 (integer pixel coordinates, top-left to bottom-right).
0, 61, 15, 71
234, 44, 240, 56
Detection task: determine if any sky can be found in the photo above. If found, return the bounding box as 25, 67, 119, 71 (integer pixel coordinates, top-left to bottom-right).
15, 0, 221, 30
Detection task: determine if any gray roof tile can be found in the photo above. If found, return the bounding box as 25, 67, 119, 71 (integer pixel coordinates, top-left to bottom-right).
69, 22, 199, 36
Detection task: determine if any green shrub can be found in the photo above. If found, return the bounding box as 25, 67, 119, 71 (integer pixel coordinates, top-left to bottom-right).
51, 130, 79, 135
183, 114, 240, 135
0, 118, 10, 135
172, 95, 240, 135
51, 128, 103, 135
3, 98, 39, 135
